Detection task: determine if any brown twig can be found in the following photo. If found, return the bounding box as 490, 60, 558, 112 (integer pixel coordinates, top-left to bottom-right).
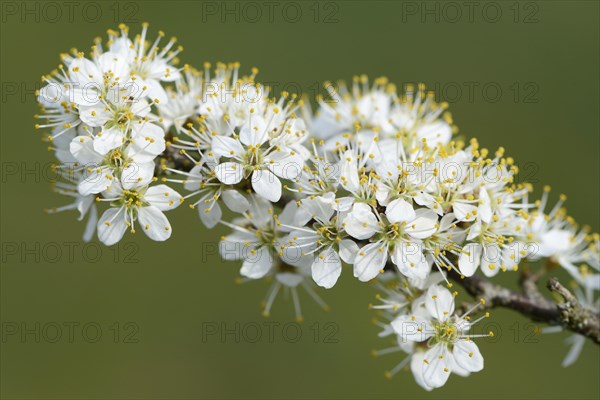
547, 277, 600, 344
448, 269, 599, 344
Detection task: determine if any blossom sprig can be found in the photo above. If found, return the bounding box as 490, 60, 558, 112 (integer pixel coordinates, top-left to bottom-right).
38, 23, 184, 245
36, 24, 599, 391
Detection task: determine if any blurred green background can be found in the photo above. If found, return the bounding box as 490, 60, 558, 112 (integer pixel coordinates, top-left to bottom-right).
1, 0, 599, 398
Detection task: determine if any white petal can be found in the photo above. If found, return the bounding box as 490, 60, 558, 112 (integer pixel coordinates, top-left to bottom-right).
266, 151, 304, 181
276, 272, 304, 287
55, 146, 78, 164
251, 169, 281, 202
212, 136, 244, 158
199, 201, 222, 228
357, 131, 382, 162
78, 166, 113, 195
145, 184, 182, 211
219, 232, 256, 261
438, 212, 456, 232
78, 103, 112, 126
300, 196, 335, 222
375, 184, 391, 205
411, 352, 433, 391
71, 87, 101, 107
459, 243, 482, 277
121, 162, 154, 190
278, 200, 310, 229
76, 195, 94, 221
129, 123, 166, 160
332, 196, 354, 212
69, 57, 102, 87
413, 271, 446, 292
221, 189, 250, 213
541, 229, 572, 254
96, 52, 130, 81
478, 187, 492, 223
405, 208, 438, 239
343, 203, 379, 240
467, 220, 483, 241
340, 150, 360, 192
453, 340, 484, 372
338, 239, 359, 264
392, 243, 430, 280
453, 202, 477, 222
422, 345, 452, 389
391, 314, 433, 342
153, 60, 181, 82
247, 195, 274, 226
386, 198, 416, 223
280, 239, 309, 267
410, 295, 431, 318
82, 205, 98, 242
480, 244, 502, 277
93, 126, 126, 155
240, 246, 274, 279
128, 96, 150, 116
70, 136, 102, 164
447, 352, 471, 377
425, 285, 455, 321
215, 162, 244, 185
311, 247, 342, 289
239, 116, 266, 146
137, 206, 172, 241
146, 78, 168, 103
353, 242, 387, 282
97, 207, 127, 246
416, 121, 452, 146
562, 334, 586, 367
414, 191, 435, 208
183, 165, 203, 191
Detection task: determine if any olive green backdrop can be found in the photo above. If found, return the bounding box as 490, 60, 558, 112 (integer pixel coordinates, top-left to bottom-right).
1, 0, 599, 399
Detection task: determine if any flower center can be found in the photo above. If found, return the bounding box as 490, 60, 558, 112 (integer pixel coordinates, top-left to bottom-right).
433, 320, 458, 345
242, 145, 265, 170
314, 217, 341, 247
254, 225, 276, 247
104, 148, 130, 169
376, 220, 405, 246
122, 189, 145, 208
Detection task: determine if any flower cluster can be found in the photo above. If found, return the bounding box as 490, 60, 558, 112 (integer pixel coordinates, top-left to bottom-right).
39, 23, 184, 244
37, 24, 599, 390
370, 272, 490, 389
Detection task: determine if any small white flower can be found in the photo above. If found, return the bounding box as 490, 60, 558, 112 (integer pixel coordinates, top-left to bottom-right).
158, 65, 203, 133
288, 139, 340, 199
311, 79, 454, 146
69, 135, 155, 196
219, 196, 286, 278
96, 181, 181, 245
178, 161, 250, 229
391, 285, 488, 389
106, 23, 182, 103
390, 84, 453, 146
281, 193, 358, 288
198, 62, 264, 131
312, 77, 393, 140
458, 214, 525, 277
212, 116, 305, 202
78, 95, 162, 155
344, 202, 438, 281
36, 71, 93, 146
521, 188, 600, 289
